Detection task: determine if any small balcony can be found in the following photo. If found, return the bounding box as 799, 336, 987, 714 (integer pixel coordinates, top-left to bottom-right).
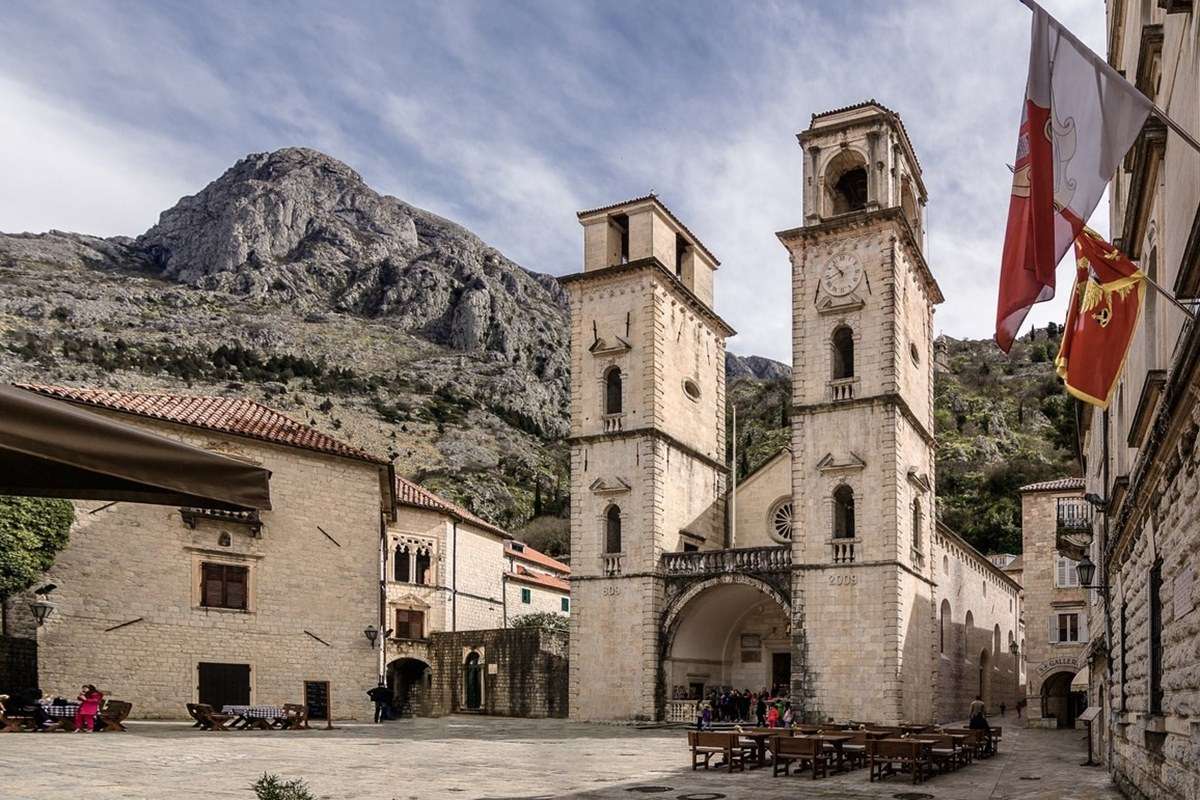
830, 538, 859, 564
661, 546, 791, 577
602, 413, 625, 433
829, 377, 858, 402
602, 552, 624, 576
1056, 498, 1094, 534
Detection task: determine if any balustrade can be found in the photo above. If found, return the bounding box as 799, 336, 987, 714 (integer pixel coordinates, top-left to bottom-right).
660, 545, 791, 576
602, 552, 623, 576
830, 538, 858, 564
829, 378, 857, 402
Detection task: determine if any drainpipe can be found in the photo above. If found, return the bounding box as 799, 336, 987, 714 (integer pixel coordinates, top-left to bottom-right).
502, 573, 509, 629
1101, 409, 1114, 769
452, 520, 459, 632
378, 510, 387, 686
730, 405, 737, 548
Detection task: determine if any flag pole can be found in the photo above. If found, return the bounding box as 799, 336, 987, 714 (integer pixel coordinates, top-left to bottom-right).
1017, 0, 1200, 157
1141, 269, 1197, 320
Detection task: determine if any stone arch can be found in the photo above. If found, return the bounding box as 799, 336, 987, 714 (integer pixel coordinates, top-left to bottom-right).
822, 148, 869, 216
940, 598, 951, 654
832, 484, 855, 538
386, 656, 432, 717
662, 573, 791, 647
603, 503, 622, 554
1040, 667, 1084, 728
603, 365, 623, 414
831, 325, 855, 379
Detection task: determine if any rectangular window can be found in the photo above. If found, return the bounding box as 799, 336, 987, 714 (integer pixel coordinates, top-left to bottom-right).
1056, 612, 1080, 643
561, 597, 570, 612
1056, 556, 1080, 588
201, 563, 248, 610
521, 588, 532, 604
1149, 560, 1163, 714
394, 609, 424, 640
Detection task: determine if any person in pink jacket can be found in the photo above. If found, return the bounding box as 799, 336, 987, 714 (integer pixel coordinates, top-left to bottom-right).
74, 685, 103, 732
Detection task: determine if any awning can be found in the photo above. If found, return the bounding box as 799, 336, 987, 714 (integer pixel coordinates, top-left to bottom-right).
0, 385, 271, 511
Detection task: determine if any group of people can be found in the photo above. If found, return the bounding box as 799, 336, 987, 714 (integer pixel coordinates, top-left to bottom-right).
692, 687, 793, 730
0, 685, 104, 731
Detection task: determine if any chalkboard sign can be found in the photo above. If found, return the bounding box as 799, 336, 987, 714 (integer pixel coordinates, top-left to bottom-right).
304, 680, 330, 721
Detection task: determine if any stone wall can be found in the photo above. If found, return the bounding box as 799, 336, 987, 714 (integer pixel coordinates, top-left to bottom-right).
730, 449, 790, 549
505, 578, 568, 620
428, 627, 568, 718
28, 413, 384, 720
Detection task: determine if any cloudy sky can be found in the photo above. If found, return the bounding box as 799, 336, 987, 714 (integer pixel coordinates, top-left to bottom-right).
0, 0, 1107, 362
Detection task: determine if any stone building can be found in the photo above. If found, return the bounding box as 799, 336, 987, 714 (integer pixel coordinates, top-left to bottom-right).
564, 102, 1022, 725
503, 540, 571, 620
1018, 478, 1091, 729
382, 476, 512, 716
16, 384, 393, 721
1075, 3, 1200, 798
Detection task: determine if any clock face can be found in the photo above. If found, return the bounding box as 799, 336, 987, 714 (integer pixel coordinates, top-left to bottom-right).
821, 253, 864, 297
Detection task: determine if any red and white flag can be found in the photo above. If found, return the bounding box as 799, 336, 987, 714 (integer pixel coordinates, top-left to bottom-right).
995, 0, 1152, 352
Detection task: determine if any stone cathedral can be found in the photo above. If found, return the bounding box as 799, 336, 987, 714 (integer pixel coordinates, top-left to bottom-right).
564, 101, 1024, 725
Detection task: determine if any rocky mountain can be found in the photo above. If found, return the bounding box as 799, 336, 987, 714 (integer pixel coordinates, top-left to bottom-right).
0, 146, 1076, 556
0, 148, 571, 528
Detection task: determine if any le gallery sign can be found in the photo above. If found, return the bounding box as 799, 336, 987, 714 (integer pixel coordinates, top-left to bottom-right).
1036, 655, 1083, 675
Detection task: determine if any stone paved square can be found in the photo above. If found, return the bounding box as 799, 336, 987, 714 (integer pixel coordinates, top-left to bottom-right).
0, 716, 1120, 800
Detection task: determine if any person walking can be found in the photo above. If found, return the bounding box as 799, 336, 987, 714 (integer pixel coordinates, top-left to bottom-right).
755, 694, 767, 727
367, 684, 391, 723
968, 695, 993, 754
73, 685, 103, 732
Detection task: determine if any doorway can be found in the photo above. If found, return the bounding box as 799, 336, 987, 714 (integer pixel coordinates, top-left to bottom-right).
464, 652, 483, 711
197, 662, 250, 710
772, 652, 791, 695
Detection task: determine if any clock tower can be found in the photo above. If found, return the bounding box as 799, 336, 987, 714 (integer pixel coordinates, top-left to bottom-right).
777, 101, 945, 724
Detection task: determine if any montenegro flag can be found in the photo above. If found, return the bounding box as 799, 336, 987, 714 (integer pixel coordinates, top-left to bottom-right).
1055, 229, 1145, 408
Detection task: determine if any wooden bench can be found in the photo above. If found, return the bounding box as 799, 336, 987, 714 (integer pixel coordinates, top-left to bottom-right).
186, 703, 233, 731
837, 731, 870, 770
96, 700, 132, 732
687, 731, 751, 772
869, 738, 933, 784
277, 703, 310, 730
771, 735, 829, 779
943, 727, 988, 760
914, 734, 964, 773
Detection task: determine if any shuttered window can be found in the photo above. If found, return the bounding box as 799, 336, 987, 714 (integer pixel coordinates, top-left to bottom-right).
1056, 556, 1080, 588
1050, 611, 1085, 643
395, 609, 424, 640
201, 563, 248, 610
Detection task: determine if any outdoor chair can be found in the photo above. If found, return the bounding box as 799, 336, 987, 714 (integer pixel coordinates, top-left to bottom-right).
915, 734, 962, 773
688, 731, 751, 772
277, 703, 310, 730
96, 700, 132, 732
186, 703, 233, 732
990, 725, 1002, 753
771, 735, 828, 779
869, 738, 932, 784
838, 730, 870, 769
944, 727, 987, 760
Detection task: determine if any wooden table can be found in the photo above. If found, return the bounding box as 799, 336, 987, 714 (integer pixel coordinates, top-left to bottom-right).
739, 731, 777, 767
808, 733, 854, 772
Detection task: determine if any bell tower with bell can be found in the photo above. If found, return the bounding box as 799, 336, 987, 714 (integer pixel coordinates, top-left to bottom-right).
777, 101, 945, 724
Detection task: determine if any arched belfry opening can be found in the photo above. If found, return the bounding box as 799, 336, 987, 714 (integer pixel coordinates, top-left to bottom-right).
901, 177, 920, 236
833, 485, 855, 538
604, 505, 622, 554
831, 326, 855, 379
604, 367, 622, 414
824, 149, 869, 216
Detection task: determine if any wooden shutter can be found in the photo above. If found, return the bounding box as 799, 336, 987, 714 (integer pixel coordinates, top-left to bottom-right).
226, 567, 247, 610
202, 564, 223, 607
1078, 612, 1089, 643
1049, 613, 1059, 643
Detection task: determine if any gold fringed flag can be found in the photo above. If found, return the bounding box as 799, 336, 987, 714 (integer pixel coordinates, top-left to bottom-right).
1055, 229, 1145, 407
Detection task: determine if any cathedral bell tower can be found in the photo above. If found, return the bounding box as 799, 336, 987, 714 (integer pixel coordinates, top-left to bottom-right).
562, 194, 734, 721
777, 101, 944, 724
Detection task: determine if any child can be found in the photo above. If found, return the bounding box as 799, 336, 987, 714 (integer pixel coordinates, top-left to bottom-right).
782, 702, 794, 727
74, 685, 103, 732
766, 702, 780, 728
701, 702, 713, 730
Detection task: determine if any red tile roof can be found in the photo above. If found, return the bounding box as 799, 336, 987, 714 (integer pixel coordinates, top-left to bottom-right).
509, 564, 570, 593
395, 475, 509, 539
1020, 477, 1085, 493
16, 384, 386, 464
506, 540, 570, 575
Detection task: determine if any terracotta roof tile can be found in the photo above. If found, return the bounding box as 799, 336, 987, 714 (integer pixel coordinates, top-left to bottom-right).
1020, 477, 1085, 493
16, 384, 386, 464
509, 564, 570, 593
506, 540, 570, 575
395, 475, 509, 539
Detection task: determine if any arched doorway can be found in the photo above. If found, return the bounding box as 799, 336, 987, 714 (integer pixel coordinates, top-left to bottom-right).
979, 649, 992, 708
1041, 669, 1087, 728
662, 578, 791, 717
385, 657, 431, 718
463, 651, 483, 711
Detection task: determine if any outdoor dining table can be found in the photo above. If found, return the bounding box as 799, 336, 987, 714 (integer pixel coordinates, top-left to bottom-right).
861, 729, 894, 740
221, 704, 286, 729
37, 701, 80, 731
738, 731, 778, 767
805, 733, 855, 772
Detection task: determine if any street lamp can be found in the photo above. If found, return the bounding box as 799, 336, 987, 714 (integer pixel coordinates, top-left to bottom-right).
1076, 554, 1107, 589
364, 624, 378, 649
29, 597, 57, 626
1009, 639, 1020, 656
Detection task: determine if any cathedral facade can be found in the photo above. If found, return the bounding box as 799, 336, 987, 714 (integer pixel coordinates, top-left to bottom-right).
565, 101, 1023, 724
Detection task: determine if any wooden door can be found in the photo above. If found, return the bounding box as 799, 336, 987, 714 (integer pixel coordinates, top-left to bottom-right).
197, 662, 250, 709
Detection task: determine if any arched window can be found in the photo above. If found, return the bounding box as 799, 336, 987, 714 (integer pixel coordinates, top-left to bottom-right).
940, 599, 951, 654
831, 327, 855, 379
464, 651, 483, 710
604, 505, 622, 553
901, 178, 920, 235
604, 367, 622, 415
1145, 246, 1158, 369
911, 499, 923, 552
994, 624, 1002, 656
965, 611, 974, 655
824, 150, 868, 215
832, 485, 855, 538
394, 544, 410, 583
415, 549, 432, 586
